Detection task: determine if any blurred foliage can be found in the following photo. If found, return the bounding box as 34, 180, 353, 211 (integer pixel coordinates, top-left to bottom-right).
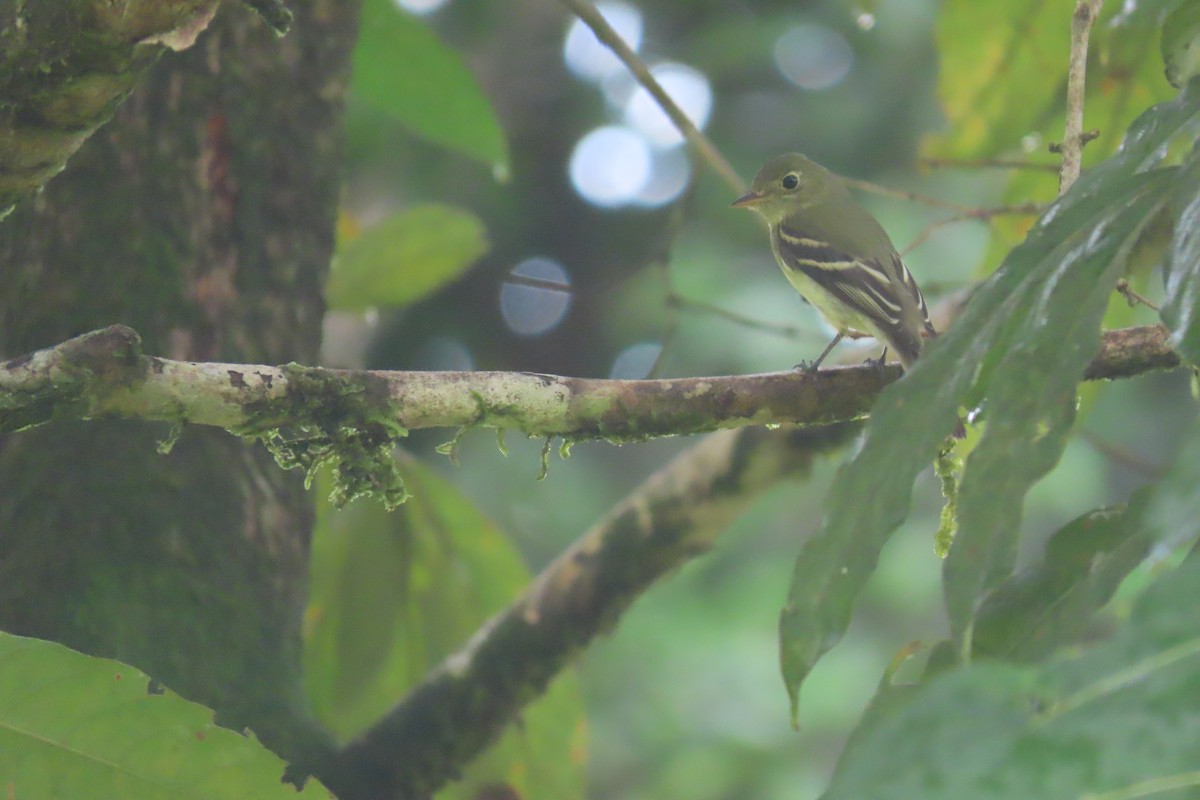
304, 457, 586, 799
827, 553, 1200, 799
318, 0, 1200, 799
353, 0, 509, 172
0, 633, 328, 798
327, 204, 489, 311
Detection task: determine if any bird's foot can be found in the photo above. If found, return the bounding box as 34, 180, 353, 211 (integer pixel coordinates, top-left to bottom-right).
793, 359, 821, 374
863, 348, 889, 377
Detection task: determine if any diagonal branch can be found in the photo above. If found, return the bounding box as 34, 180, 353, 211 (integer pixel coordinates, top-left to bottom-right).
0, 324, 1181, 440
321, 421, 862, 800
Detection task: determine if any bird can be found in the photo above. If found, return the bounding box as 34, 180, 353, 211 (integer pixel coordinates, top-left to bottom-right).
732, 153, 937, 371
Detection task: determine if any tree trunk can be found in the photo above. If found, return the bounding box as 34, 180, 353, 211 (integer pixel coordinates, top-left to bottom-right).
0, 0, 358, 771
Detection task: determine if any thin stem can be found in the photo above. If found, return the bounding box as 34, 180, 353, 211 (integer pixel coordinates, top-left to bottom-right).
919, 156, 1061, 173
556, 0, 745, 193
1059, 0, 1104, 193
900, 202, 1044, 256
1040, 635, 1200, 721
667, 293, 809, 340
1077, 429, 1164, 479
840, 176, 978, 214
1082, 770, 1200, 800
1115, 278, 1160, 311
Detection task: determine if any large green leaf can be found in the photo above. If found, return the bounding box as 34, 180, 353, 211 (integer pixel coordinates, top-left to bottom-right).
822, 554, 1200, 800
967, 409, 1200, 663
304, 457, 585, 800
969, 500, 1148, 662
926, 0, 1176, 164
353, 0, 508, 171
940, 173, 1169, 653
834, 419, 1200, 785
778, 81, 1200, 725
326, 204, 489, 312
929, 0, 1183, 277
1161, 138, 1200, 360
1162, 0, 1200, 87
0, 633, 325, 798
926, 0, 1075, 160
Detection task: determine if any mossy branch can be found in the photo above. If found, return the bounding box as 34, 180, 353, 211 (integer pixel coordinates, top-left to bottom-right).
0, 323, 1182, 441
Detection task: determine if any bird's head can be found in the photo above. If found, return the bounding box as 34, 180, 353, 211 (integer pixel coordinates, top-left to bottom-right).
731, 153, 841, 225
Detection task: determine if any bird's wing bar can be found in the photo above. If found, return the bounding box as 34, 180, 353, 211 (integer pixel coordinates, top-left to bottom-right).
775, 226, 906, 330
892, 252, 936, 337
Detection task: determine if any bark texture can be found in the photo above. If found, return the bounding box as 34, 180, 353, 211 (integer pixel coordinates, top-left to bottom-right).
0, 0, 358, 773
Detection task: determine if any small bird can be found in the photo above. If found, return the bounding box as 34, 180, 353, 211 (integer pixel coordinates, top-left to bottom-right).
732, 153, 936, 371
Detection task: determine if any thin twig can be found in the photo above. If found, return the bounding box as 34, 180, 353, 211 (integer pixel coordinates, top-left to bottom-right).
918, 156, 1061, 173
666, 293, 809, 340
1077, 429, 1165, 479
900, 202, 1044, 256
647, 262, 679, 379
557, 0, 744, 193
1059, 0, 1104, 193
1115, 278, 1159, 311
841, 176, 977, 214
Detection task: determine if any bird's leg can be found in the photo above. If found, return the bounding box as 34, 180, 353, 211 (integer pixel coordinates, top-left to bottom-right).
864, 347, 889, 376
796, 332, 845, 373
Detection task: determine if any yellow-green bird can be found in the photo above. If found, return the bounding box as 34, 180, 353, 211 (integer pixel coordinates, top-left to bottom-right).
733, 153, 936, 370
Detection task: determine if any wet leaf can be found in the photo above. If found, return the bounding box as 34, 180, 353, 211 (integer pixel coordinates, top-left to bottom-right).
0, 634, 325, 798
353, 0, 508, 172
779, 82, 1200, 724
823, 556, 1200, 800
327, 204, 488, 312
304, 457, 585, 800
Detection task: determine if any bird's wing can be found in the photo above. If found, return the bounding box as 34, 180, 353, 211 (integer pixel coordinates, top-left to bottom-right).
775, 224, 935, 359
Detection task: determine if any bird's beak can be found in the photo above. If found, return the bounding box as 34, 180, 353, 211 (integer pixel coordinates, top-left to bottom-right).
731, 190, 765, 208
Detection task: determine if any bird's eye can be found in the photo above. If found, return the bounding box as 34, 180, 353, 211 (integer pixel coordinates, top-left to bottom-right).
781, 173, 800, 190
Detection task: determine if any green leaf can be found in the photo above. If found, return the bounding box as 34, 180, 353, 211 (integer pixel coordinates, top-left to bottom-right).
304, 456, 585, 800
941, 173, 1170, 654
326, 204, 489, 312
926, 0, 1075, 160
823, 556, 1200, 800
926, 0, 1176, 163
971, 500, 1149, 661
0, 633, 325, 798
1163, 1, 1200, 88
353, 0, 508, 172
1162, 139, 1200, 361
779, 82, 1200, 725
838, 419, 1200, 781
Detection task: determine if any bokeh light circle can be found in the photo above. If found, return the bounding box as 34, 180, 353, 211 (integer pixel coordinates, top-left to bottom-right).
609, 341, 663, 379
635, 147, 691, 207
500, 257, 573, 336
393, 0, 451, 14
564, 1, 644, 83
569, 125, 652, 207
773, 25, 854, 91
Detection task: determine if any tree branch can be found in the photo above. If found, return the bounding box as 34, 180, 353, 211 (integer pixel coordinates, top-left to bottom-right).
1058, 0, 1104, 193
0, 324, 1182, 441
321, 421, 861, 800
